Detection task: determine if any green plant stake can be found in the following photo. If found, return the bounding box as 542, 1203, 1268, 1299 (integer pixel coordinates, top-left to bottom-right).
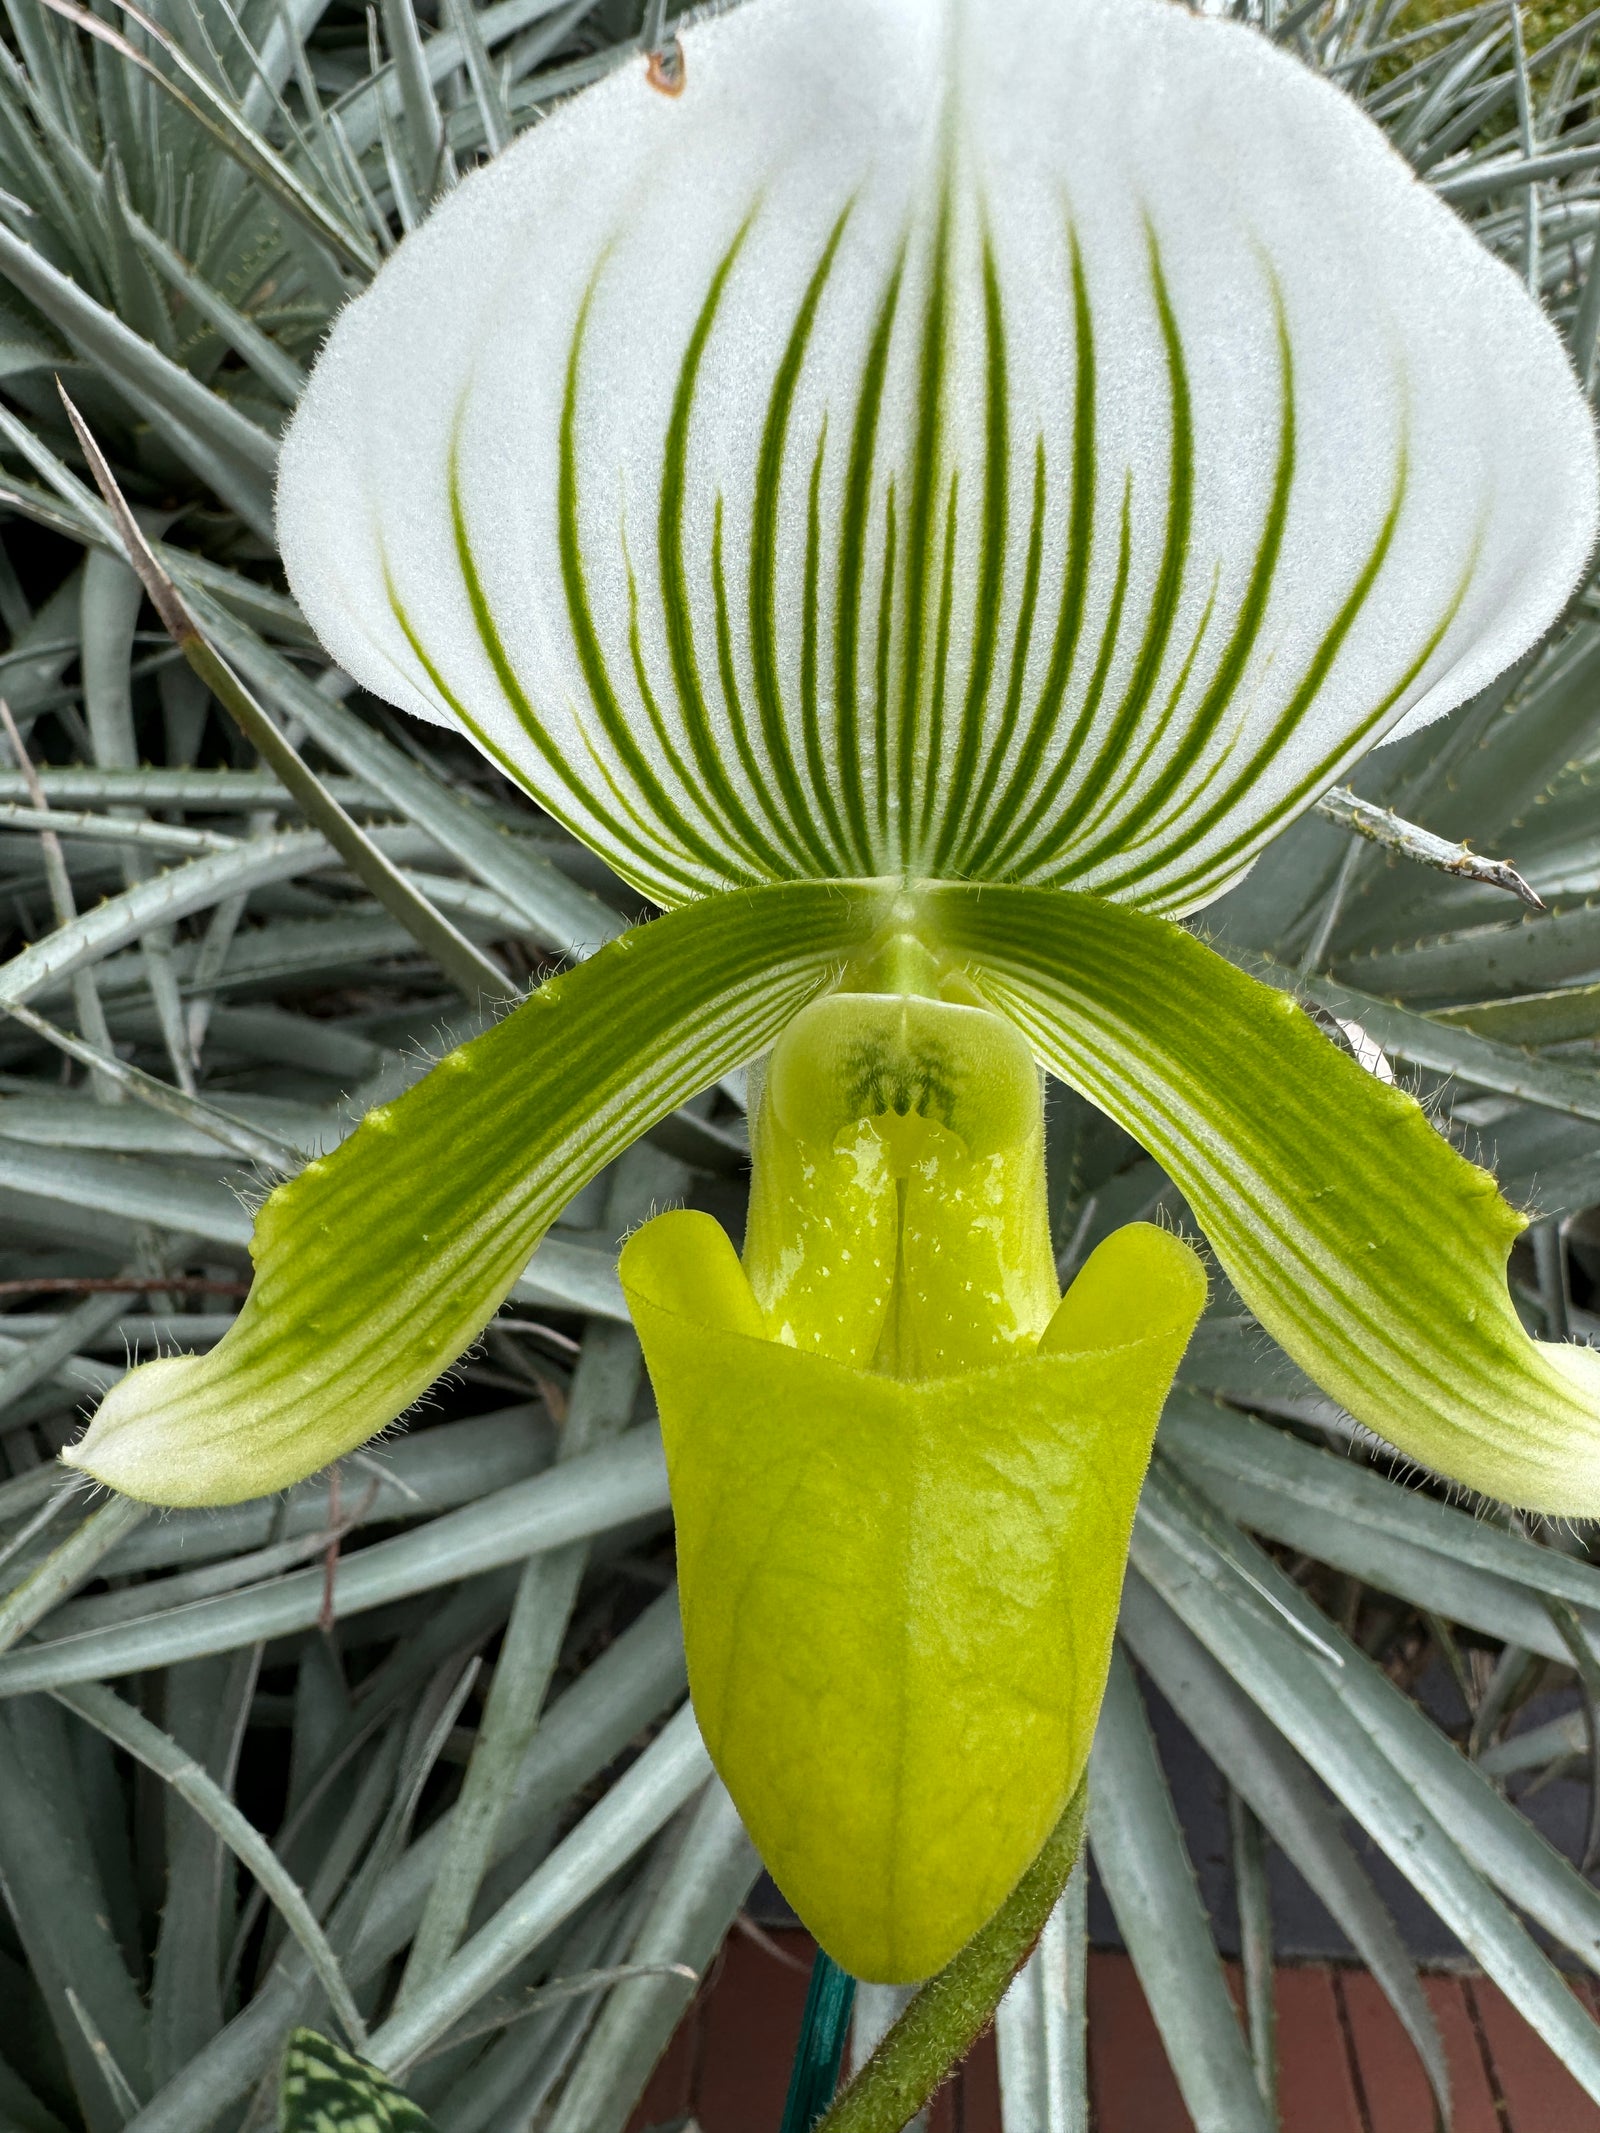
779, 1952, 857, 2133
60, 0, 1600, 2081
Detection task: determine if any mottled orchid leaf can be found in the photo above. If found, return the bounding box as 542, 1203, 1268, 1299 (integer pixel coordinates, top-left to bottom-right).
279, 2032, 433, 2133
927, 883, 1600, 1514
64, 883, 886, 1505
277, 0, 1594, 915
621, 1210, 1205, 1983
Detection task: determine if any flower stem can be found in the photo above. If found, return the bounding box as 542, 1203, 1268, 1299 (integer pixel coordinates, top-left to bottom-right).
813, 1778, 1090, 2133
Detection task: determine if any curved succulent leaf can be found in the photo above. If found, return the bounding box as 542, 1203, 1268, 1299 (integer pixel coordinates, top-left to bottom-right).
924, 882, 1600, 1514
1132, 1464, 1600, 2091
63, 883, 887, 1505
1089, 1648, 1275, 2133
1118, 1571, 1452, 2122
277, 0, 1595, 913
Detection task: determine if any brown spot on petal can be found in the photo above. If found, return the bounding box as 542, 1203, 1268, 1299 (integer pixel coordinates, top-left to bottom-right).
646, 40, 684, 95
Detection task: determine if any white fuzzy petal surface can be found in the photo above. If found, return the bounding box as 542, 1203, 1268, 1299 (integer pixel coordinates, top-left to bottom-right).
277, 0, 1599, 911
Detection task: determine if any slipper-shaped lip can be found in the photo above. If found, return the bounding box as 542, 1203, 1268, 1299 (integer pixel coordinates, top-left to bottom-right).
621, 1207, 1206, 1983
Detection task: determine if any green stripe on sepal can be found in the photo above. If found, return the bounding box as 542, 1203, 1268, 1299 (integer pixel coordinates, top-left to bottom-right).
926, 883, 1600, 1515
280, 2030, 434, 2133
63, 883, 890, 1507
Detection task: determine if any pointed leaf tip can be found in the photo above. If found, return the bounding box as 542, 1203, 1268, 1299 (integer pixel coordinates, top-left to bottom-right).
280, 0, 1594, 909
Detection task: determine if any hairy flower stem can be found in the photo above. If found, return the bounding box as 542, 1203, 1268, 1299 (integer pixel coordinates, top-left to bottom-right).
813, 1778, 1090, 2133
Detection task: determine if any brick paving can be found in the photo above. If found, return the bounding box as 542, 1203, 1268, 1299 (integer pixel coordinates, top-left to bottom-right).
632, 1930, 1600, 2132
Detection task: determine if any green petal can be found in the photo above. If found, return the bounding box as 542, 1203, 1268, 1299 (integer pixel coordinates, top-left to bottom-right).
925, 883, 1600, 1514
63, 882, 887, 1506
278, 0, 1594, 911
620, 1208, 1205, 1983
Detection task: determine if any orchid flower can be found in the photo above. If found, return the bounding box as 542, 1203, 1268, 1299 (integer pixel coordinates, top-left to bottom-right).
66, 0, 1600, 1987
